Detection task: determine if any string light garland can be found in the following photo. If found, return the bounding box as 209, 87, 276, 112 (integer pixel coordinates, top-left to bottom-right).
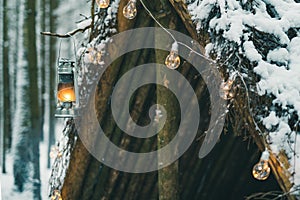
96, 0, 110, 8
219, 79, 234, 100
91, 0, 282, 173
252, 149, 271, 181
123, 0, 137, 19
44, 0, 298, 194
137, 0, 292, 183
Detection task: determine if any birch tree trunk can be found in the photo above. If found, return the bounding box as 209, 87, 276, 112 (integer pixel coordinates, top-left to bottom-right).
13, 0, 31, 191
2, 0, 11, 174
13, 0, 41, 198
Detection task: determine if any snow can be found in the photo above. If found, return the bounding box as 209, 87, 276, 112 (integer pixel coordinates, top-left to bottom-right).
243, 41, 262, 62
77, 18, 92, 29
267, 48, 289, 65
189, 0, 300, 193
1, 144, 48, 200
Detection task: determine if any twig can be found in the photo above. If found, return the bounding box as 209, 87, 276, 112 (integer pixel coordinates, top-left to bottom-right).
40, 25, 91, 38
89, 0, 95, 42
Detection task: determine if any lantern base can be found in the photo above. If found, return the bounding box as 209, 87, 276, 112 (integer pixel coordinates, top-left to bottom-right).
55, 108, 76, 118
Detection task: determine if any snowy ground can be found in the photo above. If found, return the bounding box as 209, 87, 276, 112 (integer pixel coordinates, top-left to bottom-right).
1, 121, 65, 200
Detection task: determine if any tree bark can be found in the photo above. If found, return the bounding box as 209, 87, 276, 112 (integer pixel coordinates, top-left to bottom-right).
47, 0, 57, 169
24, 0, 41, 198
39, 0, 47, 141
12, 0, 21, 117
2, 0, 11, 174
154, 1, 180, 199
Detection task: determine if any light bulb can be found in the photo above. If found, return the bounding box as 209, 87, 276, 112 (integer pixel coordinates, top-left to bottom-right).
50, 146, 62, 159
219, 79, 234, 100
87, 47, 102, 65
51, 190, 62, 200
57, 151, 63, 158
123, 0, 137, 19
165, 42, 180, 69
154, 109, 163, 122
252, 150, 271, 181
96, 0, 110, 8
57, 87, 76, 102
95, 51, 102, 65
49, 147, 57, 159
87, 47, 95, 63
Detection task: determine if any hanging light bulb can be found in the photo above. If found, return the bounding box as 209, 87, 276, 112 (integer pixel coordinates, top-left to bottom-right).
87, 47, 95, 63
165, 42, 180, 69
96, 0, 110, 8
252, 150, 271, 181
49, 146, 58, 159
123, 0, 137, 19
219, 79, 234, 100
49, 146, 62, 159
51, 190, 62, 200
86, 47, 102, 65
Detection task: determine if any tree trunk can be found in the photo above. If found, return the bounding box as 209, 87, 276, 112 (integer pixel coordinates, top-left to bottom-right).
47, 0, 58, 169
12, 0, 21, 117
2, 0, 11, 174
24, 0, 42, 198
13, 0, 30, 191
39, 0, 47, 142
154, 1, 179, 199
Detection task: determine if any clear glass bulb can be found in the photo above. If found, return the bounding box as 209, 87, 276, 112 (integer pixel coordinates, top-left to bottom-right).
94, 51, 102, 65
123, 0, 137, 19
252, 159, 271, 180
50, 146, 58, 158
86, 47, 102, 65
219, 80, 234, 100
96, 0, 110, 8
165, 51, 180, 69
87, 47, 95, 63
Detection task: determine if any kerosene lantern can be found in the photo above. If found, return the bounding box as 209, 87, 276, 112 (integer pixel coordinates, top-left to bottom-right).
55, 59, 78, 118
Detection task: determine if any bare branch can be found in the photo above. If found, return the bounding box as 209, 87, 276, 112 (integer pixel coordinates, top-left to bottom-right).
40, 25, 91, 38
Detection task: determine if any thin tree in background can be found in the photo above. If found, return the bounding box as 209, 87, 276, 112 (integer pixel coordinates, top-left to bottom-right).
39, 0, 47, 141
2, 0, 11, 174
25, 0, 42, 198
11, 0, 21, 116
13, 0, 31, 190
47, 0, 58, 168
0, 0, 4, 174
13, 0, 41, 198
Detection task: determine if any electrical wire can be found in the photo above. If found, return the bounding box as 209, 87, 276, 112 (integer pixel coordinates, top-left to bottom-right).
139, 0, 217, 63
